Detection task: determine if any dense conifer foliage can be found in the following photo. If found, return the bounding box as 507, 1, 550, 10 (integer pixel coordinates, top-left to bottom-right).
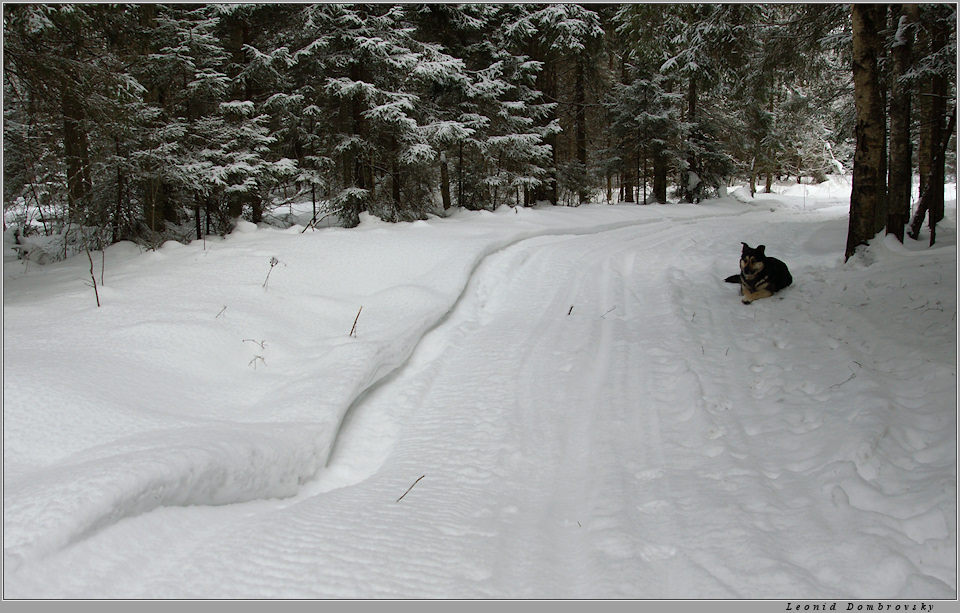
3, 4, 955, 253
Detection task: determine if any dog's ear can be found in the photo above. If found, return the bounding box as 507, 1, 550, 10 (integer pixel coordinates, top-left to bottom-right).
741, 242, 749, 251
756, 245, 766, 256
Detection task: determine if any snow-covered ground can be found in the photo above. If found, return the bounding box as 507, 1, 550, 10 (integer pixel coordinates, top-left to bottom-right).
3, 178, 957, 599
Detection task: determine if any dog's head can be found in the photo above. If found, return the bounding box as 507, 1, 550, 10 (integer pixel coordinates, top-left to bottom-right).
739, 242, 766, 276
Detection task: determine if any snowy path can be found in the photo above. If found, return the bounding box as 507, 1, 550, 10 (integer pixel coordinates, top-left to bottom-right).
3, 190, 956, 598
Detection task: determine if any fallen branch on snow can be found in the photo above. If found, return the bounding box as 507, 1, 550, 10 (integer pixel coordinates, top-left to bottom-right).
350, 306, 362, 337
397, 475, 424, 502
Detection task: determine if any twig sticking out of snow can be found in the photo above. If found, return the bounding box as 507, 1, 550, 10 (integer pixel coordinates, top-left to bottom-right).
79, 224, 100, 307
262, 256, 282, 289
244, 339, 268, 370
397, 475, 424, 502
350, 306, 362, 337
600, 306, 616, 319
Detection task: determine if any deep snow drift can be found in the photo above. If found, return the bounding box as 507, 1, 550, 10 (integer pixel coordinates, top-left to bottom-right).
3, 179, 957, 598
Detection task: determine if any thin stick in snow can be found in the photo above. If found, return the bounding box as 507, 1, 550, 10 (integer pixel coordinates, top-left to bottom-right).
600, 306, 616, 318
262, 256, 280, 289
396, 475, 424, 502
350, 306, 362, 337
828, 365, 859, 390
79, 224, 100, 307
85, 247, 100, 308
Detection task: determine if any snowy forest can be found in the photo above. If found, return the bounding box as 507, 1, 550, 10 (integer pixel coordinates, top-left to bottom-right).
4, 4, 959, 599
3, 4, 956, 255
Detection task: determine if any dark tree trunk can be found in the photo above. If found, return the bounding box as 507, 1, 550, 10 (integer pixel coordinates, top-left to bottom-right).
846, 5, 887, 261
622, 159, 635, 203
391, 137, 402, 215
874, 6, 890, 236
575, 60, 589, 205
908, 107, 956, 243
652, 147, 668, 204
341, 60, 371, 228
457, 142, 464, 208
927, 21, 949, 231
227, 193, 243, 219
909, 10, 951, 244
250, 194, 263, 224
439, 152, 452, 210
683, 76, 697, 203
194, 198, 202, 241
62, 86, 91, 218
641, 152, 647, 204
113, 142, 124, 243
113, 136, 125, 243
140, 4, 177, 231
535, 58, 558, 206
875, 58, 889, 232
886, 4, 917, 242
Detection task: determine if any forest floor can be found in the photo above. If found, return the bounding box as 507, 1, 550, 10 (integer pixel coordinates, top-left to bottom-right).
3, 178, 957, 599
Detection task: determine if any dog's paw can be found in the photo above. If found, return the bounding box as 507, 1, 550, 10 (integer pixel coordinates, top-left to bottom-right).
741, 298, 753, 305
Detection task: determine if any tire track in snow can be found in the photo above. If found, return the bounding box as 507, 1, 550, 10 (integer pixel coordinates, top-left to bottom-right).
307, 222, 710, 597
314, 214, 737, 492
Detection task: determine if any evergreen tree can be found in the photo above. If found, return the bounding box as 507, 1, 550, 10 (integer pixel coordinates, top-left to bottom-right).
503, 4, 603, 205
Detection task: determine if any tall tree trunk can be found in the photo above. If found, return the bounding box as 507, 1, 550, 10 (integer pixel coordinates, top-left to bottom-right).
874, 5, 890, 236
457, 142, 464, 208
535, 57, 558, 206
875, 40, 889, 234
340, 60, 370, 228
622, 154, 635, 203
439, 152, 452, 210
908, 106, 956, 243
683, 76, 697, 203
194, 197, 202, 241
641, 151, 648, 204
575, 60, 589, 205
652, 147, 668, 204
886, 4, 917, 242
140, 4, 175, 230
113, 139, 124, 244
62, 86, 91, 219
909, 9, 951, 244
250, 194, 263, 224
390, 138, 402, 217
927, 19, 948, 231
846, 5, 887, 261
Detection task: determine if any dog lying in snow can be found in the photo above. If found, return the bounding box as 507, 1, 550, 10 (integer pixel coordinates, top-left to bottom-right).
724, 242, 792, 304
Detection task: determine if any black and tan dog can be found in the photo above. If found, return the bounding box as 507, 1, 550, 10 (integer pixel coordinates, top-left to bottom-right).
724, 243, 792, 304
